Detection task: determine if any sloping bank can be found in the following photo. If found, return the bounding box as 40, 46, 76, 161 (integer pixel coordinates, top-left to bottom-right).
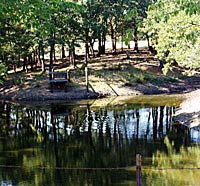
0, 84, 194, 101
174, 89, 200, 130
0, 77, 199, 101
1, 80, 200, 129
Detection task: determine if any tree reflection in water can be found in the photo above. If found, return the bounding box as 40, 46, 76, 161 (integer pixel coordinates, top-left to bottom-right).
144, 136, 200, 186
0, 100, 197, 186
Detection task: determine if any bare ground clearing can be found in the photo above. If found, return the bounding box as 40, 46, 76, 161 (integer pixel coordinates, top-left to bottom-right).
0, 49, 200, 128
0, 49, 200, 101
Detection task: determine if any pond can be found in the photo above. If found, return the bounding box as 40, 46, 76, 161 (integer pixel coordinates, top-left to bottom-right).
0, 95, 200, 186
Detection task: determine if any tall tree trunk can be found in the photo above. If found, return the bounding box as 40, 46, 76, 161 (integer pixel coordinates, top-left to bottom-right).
134, 26, 139, 52
85, 29, 90, 64
97, 35, 106, 56
69, 40, 76, 68
98, 37, 102, 56
29, 54, 33, 72
39, 41, 46, 72
42, 44, 45, 71
13, 59, 16, 73
23, 56, 27, 72
146, 33, 157, 55
38, 46, 42, 68
17, 54, 20, 68
85, 29, 89, 92
146, 33, 150, 50
62, 44, 66, 58
121, 34, 124, 51
89, 38, 95, 57
49, 36, 54, 71
128, 43, 130, 49
72, 43, 76, 68
32, 51, 36, 71
53, 32, 56, 61
111, 27, 116, 54
85, 42, 89, 62
102, 34, 106, 54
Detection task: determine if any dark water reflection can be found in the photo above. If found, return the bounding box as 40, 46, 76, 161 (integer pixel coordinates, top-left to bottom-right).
0, 96, 199, 186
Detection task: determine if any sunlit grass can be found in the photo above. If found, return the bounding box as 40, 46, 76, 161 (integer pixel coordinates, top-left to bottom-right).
90, 67, 153, 85
151, 76, 180, 85
152, 136, 200, 169
144, 169, 200, 186
142, 136, 200, 186
125, 71, 151, 84
115, 180, 136, 186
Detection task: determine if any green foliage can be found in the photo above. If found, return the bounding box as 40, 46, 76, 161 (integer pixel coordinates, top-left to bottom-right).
143, 0, 200, 74
124, 29, 134, 46
107, 63, 122, 71
0, 0, 152, 74
12, 76, 25, 86
0, 63, 8, 84
177, 0, 200, 15
123, 1, 151, 46
152, 136, 200, 169
125, 71, 151, 84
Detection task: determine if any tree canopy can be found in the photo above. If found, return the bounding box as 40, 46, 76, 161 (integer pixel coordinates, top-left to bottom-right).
1, 0, 199, 78
0, 0, 150, 74
143, 0, 200, 74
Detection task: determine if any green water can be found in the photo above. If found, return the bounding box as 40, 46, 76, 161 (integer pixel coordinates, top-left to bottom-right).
0, 95, 199, 186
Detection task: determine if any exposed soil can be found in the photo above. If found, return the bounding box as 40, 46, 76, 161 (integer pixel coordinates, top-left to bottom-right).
0, 50, 200, 101
1, 49, 200, 128
175, 89, 200, 129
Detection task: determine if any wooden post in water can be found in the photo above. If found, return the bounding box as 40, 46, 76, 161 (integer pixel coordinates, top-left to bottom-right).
136, 153, 142, 186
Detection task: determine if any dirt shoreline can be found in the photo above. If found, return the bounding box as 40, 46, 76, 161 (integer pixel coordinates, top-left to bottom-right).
0, 75, 199, 129
0, 49, 199, 129
1, 49, 200, 101
1, 82, 200, 130
174, 89, 200, 130
0, 78, 199, 101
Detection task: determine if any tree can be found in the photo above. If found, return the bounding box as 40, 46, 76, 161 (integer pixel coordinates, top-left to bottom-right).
0, 63, 7, 84
143, 0, 200, 74
121, 0, 151, 52
57, 1, 83, 67
0, 0, 152, 76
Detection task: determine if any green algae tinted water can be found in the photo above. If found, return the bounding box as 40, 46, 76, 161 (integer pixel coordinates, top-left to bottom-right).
0, 95, 199, 186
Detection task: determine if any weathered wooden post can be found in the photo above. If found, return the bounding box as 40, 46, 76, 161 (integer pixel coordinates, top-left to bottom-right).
136, 153, 142, 186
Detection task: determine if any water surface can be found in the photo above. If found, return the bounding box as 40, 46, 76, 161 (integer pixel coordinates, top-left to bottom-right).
0, 95, 199, 186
